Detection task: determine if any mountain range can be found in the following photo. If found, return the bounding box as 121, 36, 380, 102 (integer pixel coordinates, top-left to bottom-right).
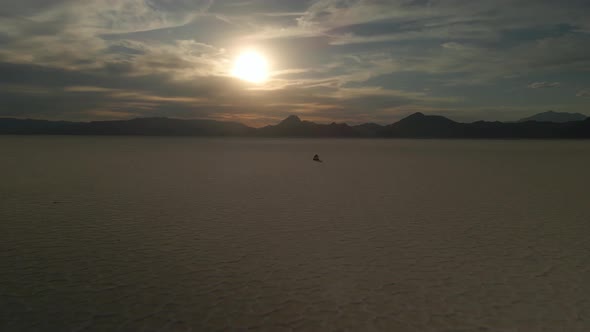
1, 111, 589, 138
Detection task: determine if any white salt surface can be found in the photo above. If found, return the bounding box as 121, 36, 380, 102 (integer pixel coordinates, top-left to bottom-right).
1, 137, 589, 331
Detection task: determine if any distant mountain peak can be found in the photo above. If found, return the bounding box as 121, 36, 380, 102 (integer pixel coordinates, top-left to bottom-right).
519, 111, 587, 123
407, 112, 425, 118
279, 115, 302, 125
398, 112, 455, 124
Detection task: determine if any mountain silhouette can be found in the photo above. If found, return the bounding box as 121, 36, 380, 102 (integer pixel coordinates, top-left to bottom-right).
1, 112, 589, 138
0, 117, 254, 136
351, 123, 384, 137
518, 111, 587, 123
279, 115, 303, 126
382, 112, 460, 138
257, 115, 359, 137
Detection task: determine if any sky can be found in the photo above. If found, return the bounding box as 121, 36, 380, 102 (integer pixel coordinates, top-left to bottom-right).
1, 0, 589, 126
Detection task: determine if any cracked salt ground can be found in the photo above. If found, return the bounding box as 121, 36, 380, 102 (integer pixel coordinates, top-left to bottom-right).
1, 137, 589, 331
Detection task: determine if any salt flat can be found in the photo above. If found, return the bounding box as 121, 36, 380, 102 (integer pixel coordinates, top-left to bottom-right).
1, 137, 589, 331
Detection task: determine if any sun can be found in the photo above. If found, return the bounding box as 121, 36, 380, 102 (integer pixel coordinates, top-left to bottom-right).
231, 50, 269, 83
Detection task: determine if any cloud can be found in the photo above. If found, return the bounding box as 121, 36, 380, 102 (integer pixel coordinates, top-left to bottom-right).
528, 82, 561, 89
63, 86, 119, 93
1, 0, 590, 124
0, 58, 460, 125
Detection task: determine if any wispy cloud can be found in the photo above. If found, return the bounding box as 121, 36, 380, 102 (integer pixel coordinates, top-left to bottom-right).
64, 86, 119, 93
528, 82, 561, 89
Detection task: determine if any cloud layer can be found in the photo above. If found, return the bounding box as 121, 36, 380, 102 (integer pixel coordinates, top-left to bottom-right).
1, 0, 589, 124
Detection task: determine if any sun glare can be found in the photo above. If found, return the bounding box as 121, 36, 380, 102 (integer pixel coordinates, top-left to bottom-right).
232, 50, 269, 83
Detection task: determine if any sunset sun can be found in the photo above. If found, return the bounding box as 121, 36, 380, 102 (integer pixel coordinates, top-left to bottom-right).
231, 50, 269, 83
